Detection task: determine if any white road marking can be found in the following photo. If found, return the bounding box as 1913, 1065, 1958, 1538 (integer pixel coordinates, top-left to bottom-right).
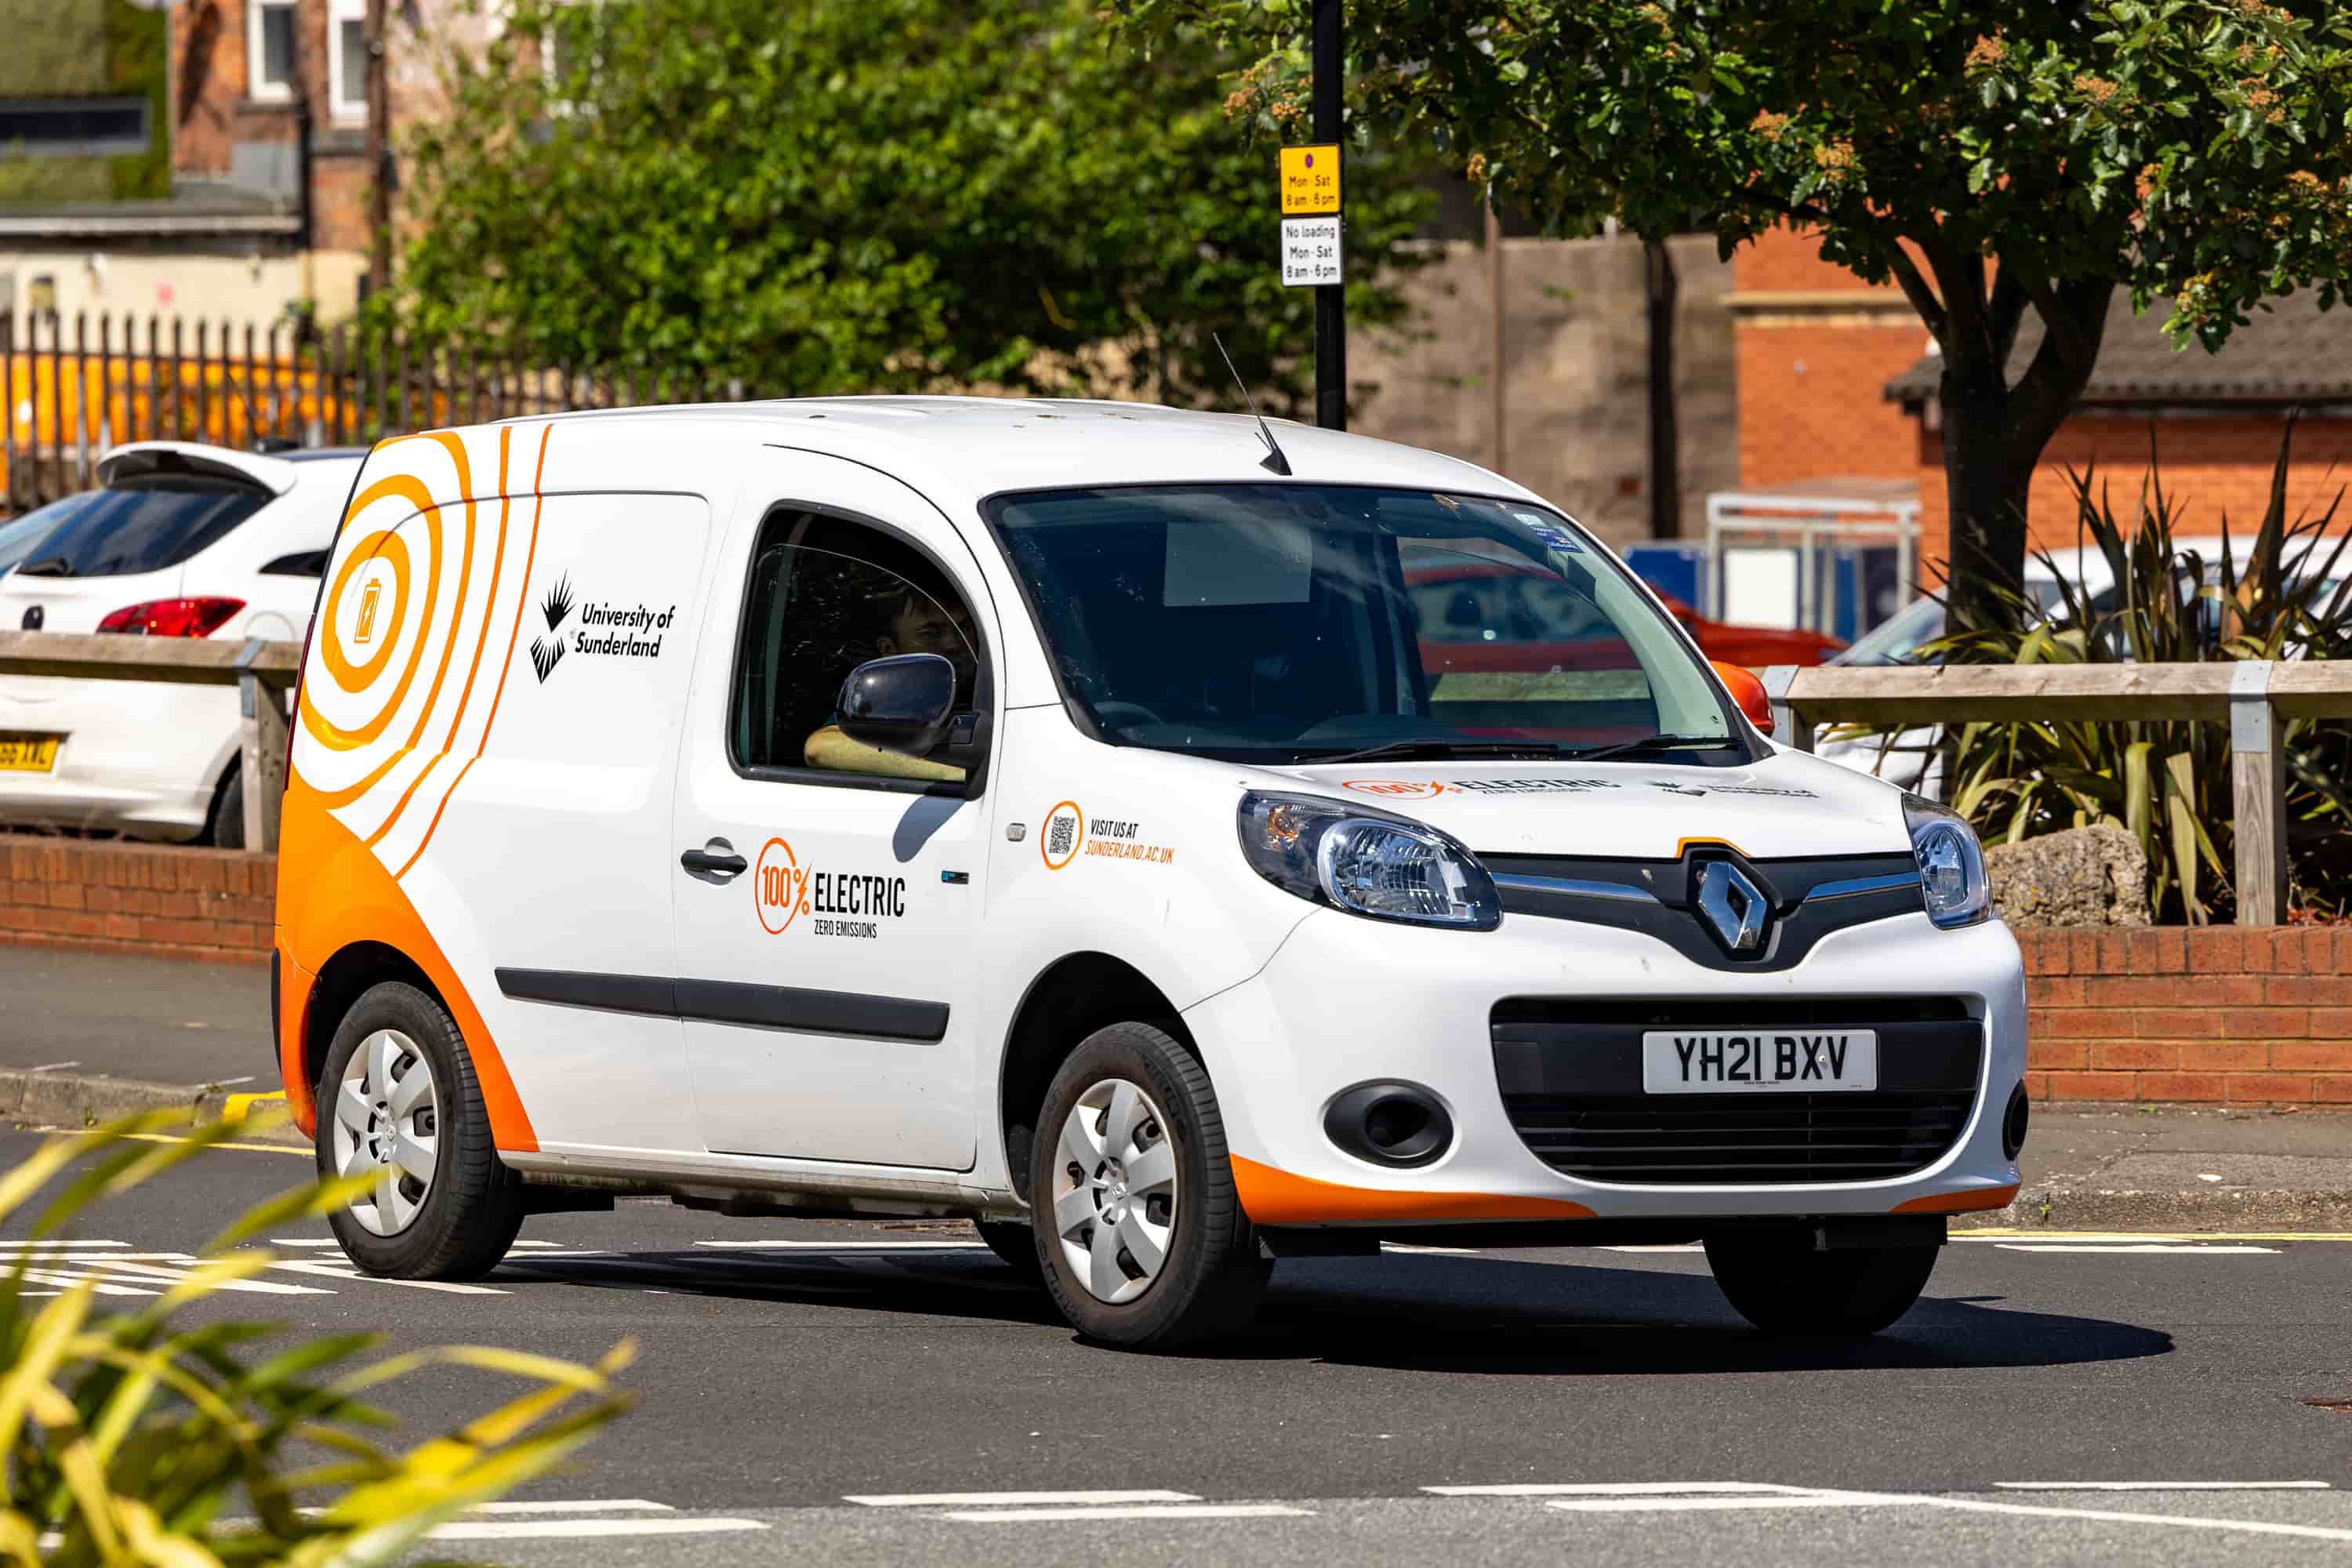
1381, 1243, 1479, 1255
1917, 1494, 2352, 1544
426, 1518, 767, 1541
470, 1499, 674, 1514
0, 1240, 131, 1249
1549, 1494, 1900, 1514
1421, 1495, 1769, 1504
1994, 1244, 2278, 1254
1501, 1481, 2352, 1544
848, 1490, 1199, 1508
264, 1258, 508, 1295
1994, 1481, 2332, 1492
699, 1240, 987, 1251
25, 1061, 80, 1073
1602, 1244, 1704, 1254
940, 1504, 1312, 1523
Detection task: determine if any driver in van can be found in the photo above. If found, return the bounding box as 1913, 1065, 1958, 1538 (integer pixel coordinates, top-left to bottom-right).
804, 576, 976, 782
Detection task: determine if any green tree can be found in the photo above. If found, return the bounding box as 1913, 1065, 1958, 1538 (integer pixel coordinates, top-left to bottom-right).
1125, 1, 2352, 631
394, 0, 1430, 418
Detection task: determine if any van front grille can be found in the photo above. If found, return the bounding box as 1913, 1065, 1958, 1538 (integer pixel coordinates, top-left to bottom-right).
1490, 996, 1982, 1186
1499, 1091, 1975, 1185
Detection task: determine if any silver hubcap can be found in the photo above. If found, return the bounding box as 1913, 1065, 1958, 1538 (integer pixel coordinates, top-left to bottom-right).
329, 1029, 439, 1236
1053, 1077, 1178, 1304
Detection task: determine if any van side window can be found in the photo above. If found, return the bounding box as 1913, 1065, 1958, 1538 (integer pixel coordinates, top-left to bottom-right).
729, 510, 981, 785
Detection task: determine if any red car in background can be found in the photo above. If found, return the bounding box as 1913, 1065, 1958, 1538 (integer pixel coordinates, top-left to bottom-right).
1404, 561, 1845, 673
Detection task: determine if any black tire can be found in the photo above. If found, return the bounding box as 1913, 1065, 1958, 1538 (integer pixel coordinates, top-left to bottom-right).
1029, 1022, 1269, 1350
975, 1219, 1045, 1283
1704, 1234, 1939, 1336
318, 980, 524, 1280
202, 762, 245, 849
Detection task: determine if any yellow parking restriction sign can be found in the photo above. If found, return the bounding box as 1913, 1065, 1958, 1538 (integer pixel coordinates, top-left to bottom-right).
1279, 144, 1341, 215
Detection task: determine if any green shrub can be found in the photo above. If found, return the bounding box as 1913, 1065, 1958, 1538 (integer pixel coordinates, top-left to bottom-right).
1930, 430, 2352, 924
0, 1113, 630, 1566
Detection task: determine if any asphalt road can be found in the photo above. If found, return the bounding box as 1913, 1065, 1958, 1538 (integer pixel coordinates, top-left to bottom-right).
5, 1126, 2349, 1566
0, 946, 266, 1083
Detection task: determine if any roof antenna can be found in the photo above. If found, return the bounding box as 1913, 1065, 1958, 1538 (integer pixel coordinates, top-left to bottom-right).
1212, 331, 1293, 476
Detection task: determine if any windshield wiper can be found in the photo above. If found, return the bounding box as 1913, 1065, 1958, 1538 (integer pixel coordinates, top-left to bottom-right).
1568, 732, 1740, 763
1301, 738, 1560, 765
12, 556, 72, 578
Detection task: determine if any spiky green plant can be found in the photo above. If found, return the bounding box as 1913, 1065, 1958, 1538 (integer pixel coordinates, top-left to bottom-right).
1929, 430, 2352, 924
0, 1112, 631, 1566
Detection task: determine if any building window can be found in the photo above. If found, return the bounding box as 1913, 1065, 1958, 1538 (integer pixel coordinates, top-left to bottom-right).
247, 0, 299, 103
0, 98, 152, 158
328, 0, 369, 122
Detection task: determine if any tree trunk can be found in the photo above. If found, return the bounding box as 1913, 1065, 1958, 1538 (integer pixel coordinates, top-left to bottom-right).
1938, 367, 2033, 641
1643, 237, 1680, 539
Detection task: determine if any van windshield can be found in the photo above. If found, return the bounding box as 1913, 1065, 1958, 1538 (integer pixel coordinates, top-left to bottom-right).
985, 485, 1737, 762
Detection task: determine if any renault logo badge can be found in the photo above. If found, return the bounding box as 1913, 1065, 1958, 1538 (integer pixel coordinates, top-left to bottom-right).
1696, 861, 1769, 953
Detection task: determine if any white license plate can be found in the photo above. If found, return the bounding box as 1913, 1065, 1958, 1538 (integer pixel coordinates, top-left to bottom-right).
1641, 1029, 1878, 1093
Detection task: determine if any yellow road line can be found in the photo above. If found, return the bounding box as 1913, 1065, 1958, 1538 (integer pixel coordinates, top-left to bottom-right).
220, 1090, 288, 1123
118, 1131, 311, 1157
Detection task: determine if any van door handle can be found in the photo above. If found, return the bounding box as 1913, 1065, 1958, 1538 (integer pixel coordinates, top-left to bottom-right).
681, 841, 748, 880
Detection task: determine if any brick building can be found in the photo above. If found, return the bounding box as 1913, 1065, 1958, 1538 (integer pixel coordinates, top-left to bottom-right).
1731, 228, 2352, 586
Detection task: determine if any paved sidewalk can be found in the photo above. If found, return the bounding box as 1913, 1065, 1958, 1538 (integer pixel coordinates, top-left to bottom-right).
2, 946, 2348, 1225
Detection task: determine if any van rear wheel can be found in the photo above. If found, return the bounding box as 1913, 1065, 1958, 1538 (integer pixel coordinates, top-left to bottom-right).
1704, 1233, 1938, 1336
318, 981, 523, 1281
1029, 1022, 1269, 1350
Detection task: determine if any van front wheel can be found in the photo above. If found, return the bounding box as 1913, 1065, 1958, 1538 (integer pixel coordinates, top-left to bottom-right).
318, 981, 524, 1280
1030, 1022, 1269, 1350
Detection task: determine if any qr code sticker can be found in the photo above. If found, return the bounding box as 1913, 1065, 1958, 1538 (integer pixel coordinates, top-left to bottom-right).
1047, 814, 1078, 859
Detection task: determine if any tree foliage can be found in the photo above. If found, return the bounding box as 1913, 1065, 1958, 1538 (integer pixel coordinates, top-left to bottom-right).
1124, 1, 2352, 625
394, 0, 1431, 416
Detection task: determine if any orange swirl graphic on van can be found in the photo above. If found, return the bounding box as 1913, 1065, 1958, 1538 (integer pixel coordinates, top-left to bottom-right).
1341, 779, 1450, 799
756, 837, 811, 935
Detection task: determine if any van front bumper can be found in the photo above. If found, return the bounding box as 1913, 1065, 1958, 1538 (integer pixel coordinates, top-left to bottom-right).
1184, 906, 2026, 1227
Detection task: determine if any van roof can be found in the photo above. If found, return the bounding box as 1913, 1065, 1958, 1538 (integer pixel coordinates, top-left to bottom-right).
488, 395, 1530, 512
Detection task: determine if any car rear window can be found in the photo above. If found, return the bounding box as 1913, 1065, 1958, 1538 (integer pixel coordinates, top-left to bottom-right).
9, 479, 270, 578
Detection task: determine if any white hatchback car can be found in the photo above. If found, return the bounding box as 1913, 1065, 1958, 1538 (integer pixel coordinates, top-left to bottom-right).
0, 443, 363, 844
273, 400, 2027, 1350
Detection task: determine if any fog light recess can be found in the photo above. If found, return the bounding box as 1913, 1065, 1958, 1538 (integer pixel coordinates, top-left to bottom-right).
1323, 1081, 1454, 1169
2002, 1082, 2031, 1160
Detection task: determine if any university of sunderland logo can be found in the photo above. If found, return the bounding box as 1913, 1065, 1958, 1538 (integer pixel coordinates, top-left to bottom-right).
530, 575, 574, 684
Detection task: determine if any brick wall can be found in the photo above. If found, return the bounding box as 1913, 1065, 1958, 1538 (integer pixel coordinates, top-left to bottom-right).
2020, 926, 2352, 1106
1912, 415, 2352, 578
2, 841, 272, 966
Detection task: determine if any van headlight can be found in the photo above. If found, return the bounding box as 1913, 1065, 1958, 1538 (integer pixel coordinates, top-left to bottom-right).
1236, 791, 1501, 931
1904, 793, 1990, 929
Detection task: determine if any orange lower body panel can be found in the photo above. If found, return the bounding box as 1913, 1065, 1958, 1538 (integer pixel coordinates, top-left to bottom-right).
1890, 1183, 2020, 1214
274, 775, 539, 1152
1229, 1153, 1597, 1225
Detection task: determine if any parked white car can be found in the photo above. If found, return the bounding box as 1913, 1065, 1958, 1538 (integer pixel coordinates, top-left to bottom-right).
272, 398, 2027, 1349
0, 442, 363, 844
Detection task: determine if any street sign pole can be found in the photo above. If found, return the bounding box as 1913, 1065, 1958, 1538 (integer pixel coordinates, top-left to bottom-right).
1312, 0, 1345, 431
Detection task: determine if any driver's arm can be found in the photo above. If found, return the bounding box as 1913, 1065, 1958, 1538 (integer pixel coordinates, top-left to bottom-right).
804, 723, 967, 782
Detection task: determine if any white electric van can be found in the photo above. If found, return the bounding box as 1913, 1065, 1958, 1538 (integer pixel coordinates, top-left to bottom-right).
274, 399, 2027, 1349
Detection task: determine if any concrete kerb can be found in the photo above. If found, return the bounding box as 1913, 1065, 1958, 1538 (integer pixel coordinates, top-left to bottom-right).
0, 1071, 303, 1144
1958, 1185, 2352, 1234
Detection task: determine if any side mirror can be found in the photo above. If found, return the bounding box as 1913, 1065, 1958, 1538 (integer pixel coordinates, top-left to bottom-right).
1711, 660, 1775, 737
837, 653, 957, 757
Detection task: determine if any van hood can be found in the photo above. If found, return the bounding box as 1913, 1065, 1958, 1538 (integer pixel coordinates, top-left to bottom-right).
1255, 747, 1912, 861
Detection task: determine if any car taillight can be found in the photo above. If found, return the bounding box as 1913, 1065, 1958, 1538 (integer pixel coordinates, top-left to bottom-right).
96, 597, 246, 637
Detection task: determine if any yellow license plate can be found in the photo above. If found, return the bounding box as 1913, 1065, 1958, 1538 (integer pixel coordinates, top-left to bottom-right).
0, 734, 60, 771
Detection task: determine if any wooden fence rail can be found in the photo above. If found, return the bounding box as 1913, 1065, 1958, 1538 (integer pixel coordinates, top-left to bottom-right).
1760, 661, 2352, 926
0, 632, 298, 850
